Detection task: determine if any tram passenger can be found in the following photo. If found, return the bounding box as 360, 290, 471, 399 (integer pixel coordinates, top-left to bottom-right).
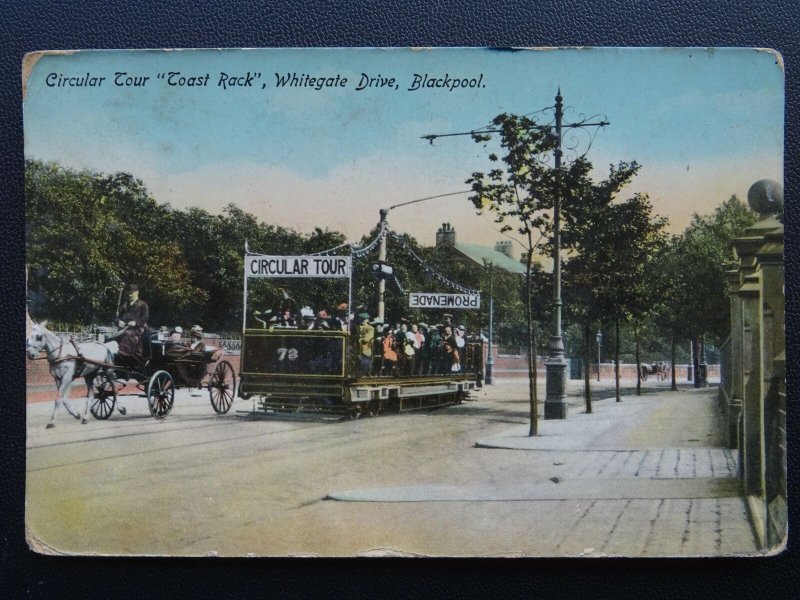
416, 323, 430, 374
426, 324, 443, 374
275, 288, 298, 326
444, 340, 461, 372
312, 309, 331, 330
372, 320, 385, 373
300, 306, 316, 329
410, 323, 425, 374
396, 321, 413, 375
455, 325, 466, 347
116, 284, 149, 358
333, 303, 350, 332
442, 325, 457, 352
455, 325, 466, 369
382, 326, 398, 376
358, 313, 375, 376
277, 308, 296, 327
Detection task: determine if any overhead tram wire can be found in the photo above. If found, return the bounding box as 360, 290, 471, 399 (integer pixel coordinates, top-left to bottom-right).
389, 231, 479, 296
387, 189, 472, 211
308, 189, 473, 258
420, 105, 609, 146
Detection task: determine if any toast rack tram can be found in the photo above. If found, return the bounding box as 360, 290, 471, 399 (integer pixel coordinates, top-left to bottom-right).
238, 241, 483, 417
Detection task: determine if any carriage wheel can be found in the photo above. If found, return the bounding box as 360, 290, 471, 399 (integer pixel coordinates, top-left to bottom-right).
209, 360, 236, 414
90, 370, 117, 420
147, 370, 175, 420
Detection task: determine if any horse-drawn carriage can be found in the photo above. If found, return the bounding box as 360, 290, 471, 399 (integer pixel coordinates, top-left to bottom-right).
27, 322, 236, 427
96, 329, 236, 420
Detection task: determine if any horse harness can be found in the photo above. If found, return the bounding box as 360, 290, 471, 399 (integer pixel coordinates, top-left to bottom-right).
39, 335, 115, 371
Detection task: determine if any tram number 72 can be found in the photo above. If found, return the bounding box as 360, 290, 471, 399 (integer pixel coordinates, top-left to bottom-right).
276, 347, 299, 361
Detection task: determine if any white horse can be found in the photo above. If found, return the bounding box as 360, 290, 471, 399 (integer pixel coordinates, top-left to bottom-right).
26, 321, 121, 428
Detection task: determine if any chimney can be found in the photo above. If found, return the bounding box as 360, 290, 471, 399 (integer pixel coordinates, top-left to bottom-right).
436, 222, 456, 247
495, 240, 513, 258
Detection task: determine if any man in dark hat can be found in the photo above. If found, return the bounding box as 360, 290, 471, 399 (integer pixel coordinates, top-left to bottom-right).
118, 284, 148, 330
116, 284, 149, 357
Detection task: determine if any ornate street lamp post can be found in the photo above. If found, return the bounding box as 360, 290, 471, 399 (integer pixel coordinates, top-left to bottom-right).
544, 90, 568, 419
485, 262, 495, 384
596, 330, 602, 382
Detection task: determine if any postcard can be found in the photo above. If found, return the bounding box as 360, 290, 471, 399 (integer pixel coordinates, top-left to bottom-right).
24, 47, 785, 556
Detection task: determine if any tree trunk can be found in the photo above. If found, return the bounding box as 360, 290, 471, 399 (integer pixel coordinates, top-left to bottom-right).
532, 323, 538, 413
526, 248, 538, 436
614, 313, 621, 402
635, 323, 642, 396
692, 335, 700, 389
583, 321, 592, 414
670, 329, 678, 391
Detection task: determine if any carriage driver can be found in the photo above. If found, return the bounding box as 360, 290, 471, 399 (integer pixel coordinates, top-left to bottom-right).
116, 284, 149, 357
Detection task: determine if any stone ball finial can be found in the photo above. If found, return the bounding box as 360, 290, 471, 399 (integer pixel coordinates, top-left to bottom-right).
747, 179, 783, 216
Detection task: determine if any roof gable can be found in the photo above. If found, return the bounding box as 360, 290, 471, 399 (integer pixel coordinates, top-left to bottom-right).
439, 241, 527, 274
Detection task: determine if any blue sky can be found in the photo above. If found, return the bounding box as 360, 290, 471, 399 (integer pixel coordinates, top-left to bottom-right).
24, 47, 783, 253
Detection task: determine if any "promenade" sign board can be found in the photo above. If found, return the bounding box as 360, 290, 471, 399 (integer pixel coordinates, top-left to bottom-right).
408, 292, 480, 309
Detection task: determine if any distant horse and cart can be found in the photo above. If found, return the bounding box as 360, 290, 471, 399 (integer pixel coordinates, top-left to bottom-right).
639, 361, 670, 382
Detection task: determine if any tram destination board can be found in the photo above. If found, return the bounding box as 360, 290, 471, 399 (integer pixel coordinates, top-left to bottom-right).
241, 331, 346, 377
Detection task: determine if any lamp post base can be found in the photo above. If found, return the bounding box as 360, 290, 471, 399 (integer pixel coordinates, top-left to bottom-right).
544, 358, 568, 419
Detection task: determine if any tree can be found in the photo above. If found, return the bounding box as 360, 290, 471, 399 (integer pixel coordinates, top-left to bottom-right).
561, 162, 665, 408
26, 160, 200, 326
662, 195, 757, 386
26, 160, 121, 323
466, 113, 578, 435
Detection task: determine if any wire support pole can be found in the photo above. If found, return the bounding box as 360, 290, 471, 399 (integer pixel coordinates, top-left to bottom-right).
378, 209, 388, 323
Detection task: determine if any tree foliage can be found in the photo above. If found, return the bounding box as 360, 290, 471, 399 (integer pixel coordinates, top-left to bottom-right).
26, 161, 200, 326
26, 160, 497, 335
664, 195, 757, 345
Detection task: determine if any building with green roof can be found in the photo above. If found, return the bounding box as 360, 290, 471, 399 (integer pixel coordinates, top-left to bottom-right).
434, 223, 527, 274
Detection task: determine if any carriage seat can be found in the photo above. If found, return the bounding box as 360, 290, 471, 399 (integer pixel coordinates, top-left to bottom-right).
203, 346, 222, 362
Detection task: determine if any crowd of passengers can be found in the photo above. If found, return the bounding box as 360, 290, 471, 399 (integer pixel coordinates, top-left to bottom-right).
359, 315, 483, 378
254, 289, 483, 378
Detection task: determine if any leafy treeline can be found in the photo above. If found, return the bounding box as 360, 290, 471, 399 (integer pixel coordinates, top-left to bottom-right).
25, 159, 526, 334
26, 155, 756, 380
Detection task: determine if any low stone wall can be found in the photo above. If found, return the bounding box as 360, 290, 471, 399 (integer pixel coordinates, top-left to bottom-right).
489, 352, 719, 380
27, 341, 718, 393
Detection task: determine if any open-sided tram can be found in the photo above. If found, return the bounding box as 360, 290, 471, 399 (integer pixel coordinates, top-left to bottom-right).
238, 327, 482, 416
237, 216, 483, 417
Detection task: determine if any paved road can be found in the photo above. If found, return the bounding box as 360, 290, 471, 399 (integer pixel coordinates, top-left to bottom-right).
25, 378, 758, 557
